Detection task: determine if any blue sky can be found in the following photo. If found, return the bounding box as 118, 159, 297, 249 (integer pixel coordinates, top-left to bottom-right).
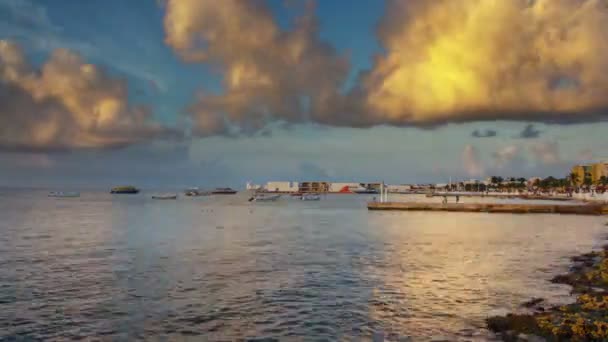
1, 0, 607, 188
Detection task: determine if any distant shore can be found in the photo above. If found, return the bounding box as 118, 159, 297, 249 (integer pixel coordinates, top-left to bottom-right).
487, 235, 608, 341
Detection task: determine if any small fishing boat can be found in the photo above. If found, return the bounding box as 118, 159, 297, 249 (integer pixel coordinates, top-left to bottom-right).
211, 187, 238, 195
184, 188, 209, 196
152, 194, 178, 200
48, 191, 80, 198
111, 186, 140, 194
248, 194, 281, 202
301, 193, 321, 201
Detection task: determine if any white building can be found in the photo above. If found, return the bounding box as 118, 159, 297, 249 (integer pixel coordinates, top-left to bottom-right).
265, 181, 299, 193
246, 182, 262, 190
387, 184, 412, 193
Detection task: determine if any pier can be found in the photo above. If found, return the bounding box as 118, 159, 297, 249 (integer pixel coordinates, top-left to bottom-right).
367, 202, 608, 215
425, 192, 574, 201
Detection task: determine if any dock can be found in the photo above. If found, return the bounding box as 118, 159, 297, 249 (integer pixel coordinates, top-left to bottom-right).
426, 193, 574, 201
367, 202, 608, 215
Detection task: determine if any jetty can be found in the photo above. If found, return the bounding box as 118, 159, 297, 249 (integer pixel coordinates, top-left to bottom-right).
367, 202, 608, 215
426, 192, 574, 201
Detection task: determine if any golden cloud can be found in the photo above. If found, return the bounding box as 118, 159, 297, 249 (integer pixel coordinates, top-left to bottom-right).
0, 40, 178, 152
363, 0, 608, 124
163, 0, 350, 135
165, 0, 608, 133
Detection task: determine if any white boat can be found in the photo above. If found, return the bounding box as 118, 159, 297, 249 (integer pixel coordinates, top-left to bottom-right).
249, 194, 281, 202
152, 194, 178, 200
301, 193, 321, 201
48, 191, 80, 198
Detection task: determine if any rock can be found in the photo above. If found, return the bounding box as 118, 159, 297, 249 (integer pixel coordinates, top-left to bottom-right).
518, 333, 545, 342
521, 297, 544, 308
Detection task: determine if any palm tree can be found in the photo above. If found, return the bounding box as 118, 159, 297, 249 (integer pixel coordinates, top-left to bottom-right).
568, 172, 579, 187
598, 176, 608, 187
584, 177, 593, 187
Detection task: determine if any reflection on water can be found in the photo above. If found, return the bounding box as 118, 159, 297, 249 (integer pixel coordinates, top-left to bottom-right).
0, 191, 605, 341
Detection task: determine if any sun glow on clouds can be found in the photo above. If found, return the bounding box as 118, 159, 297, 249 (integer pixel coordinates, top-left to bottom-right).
164, 0, 608, 135
364, 0, 608, 123
0, 40, 178, 152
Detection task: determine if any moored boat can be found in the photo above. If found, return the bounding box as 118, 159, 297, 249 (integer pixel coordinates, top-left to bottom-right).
48, 191, 80, 198
184, 188, 209, 196
211, 187, 238, 195
248, 194, 281, 202
301, 193, 321, 201
353, 188, 379, 194
110, 186, 140, 194
152, 194, 178, 200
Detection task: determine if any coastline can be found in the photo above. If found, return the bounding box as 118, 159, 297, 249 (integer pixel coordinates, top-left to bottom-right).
487, 232, 608, 341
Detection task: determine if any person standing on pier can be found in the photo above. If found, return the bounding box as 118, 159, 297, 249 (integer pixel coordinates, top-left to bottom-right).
456, 195, 460, 203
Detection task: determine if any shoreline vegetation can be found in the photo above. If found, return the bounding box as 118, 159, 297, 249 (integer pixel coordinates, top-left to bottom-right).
487, 235, 608, 341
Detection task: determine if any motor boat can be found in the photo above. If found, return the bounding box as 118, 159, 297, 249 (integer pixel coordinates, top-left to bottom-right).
111, 186, 140, 194
301, 193, 321, 201
248, 194, 281, 202
152, 194, 178, 200
211, 187, 238, 195
353, 188, 379, 194
184, 188, 209, 196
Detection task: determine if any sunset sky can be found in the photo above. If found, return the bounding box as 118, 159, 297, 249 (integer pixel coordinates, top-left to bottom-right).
1, 0, 608, 187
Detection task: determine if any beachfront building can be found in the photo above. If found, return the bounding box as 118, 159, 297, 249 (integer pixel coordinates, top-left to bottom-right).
246, 182, 263, 191
387, 184, 412, 193
570, 163, 608, 185
591, 162, 608, 184
329, 182, 360, 193
299, 181, 330, 193
265, 181, 299, 193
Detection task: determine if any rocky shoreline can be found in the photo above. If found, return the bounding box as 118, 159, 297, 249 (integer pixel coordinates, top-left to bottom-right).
487, 239, 608, 341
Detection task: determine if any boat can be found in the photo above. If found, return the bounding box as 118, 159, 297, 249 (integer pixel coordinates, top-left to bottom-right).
184, 188, 209, 196
111, 186, 140, 194
211, 187, 238, 195
301, 193, 321, 201
152, 194, 178, 200
353, 188, 379, 194
48, 191, 80, 198
248, 194, 281, 202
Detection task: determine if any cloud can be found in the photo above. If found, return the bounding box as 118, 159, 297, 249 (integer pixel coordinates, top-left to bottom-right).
361, 0, 608, 125
164, 0, 350, 136
529, 141, 560, 165
471, 128, 497, 138
0, 0, 169, 93
298, 161, 331, 180
493, 145, 521, 167
164, 0, 608, 134
462, 144, 484, 177
0, 40, 179, 152
517, 124, 542, 139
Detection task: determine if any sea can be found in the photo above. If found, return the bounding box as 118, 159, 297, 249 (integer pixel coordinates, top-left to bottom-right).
1, 190, 606, 341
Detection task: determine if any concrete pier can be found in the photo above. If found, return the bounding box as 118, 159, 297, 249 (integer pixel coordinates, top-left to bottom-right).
425, 193, 574, 201
367, 202, 608, 215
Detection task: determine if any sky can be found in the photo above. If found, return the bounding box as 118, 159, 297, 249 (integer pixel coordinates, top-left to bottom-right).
1, 0, 608, 188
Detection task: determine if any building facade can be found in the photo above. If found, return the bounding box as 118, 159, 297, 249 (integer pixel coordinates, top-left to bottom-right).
265, 181, 299, 193
571, 162, 608, 185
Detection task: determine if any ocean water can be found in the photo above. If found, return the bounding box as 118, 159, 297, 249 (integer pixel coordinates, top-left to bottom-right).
1, 190, 606, 341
